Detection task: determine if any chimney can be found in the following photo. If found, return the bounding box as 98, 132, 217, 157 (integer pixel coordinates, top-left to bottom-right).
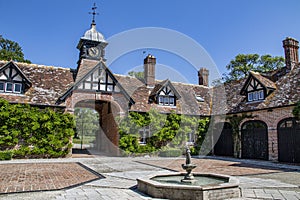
283, 37, 299, 70
198, 68, 209, 86
144, 54, 156, 87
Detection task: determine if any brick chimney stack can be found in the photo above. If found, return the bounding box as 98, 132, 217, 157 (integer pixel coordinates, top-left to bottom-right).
198, 68, 209, 86
283, 37, 299, 70
144, 54, 156, 87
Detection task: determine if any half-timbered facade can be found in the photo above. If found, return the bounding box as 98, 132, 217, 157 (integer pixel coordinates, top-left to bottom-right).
0, 19, 299, 161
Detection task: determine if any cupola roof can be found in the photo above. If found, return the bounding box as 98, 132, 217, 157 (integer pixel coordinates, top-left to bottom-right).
81, 23, 106, 43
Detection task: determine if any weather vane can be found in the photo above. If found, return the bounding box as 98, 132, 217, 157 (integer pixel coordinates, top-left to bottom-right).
89, 3, 99, 25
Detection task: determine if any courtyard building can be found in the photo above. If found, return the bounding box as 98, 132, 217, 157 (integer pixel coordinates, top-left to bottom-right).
0, 18, 299, 162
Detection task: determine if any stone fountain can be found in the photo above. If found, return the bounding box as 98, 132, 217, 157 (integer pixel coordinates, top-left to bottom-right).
181, 146, 197, 183
137, 145, 241, 200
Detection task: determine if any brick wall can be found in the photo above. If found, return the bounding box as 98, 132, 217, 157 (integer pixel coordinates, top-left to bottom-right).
237, 106, 295, 161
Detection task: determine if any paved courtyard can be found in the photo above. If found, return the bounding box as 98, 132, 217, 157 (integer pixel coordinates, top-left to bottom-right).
0, 152, 299, 200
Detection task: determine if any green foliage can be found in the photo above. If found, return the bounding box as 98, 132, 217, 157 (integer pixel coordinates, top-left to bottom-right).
292, 101, 300, 120
0, 150, 13, 160
0, 98, 75, 158
226, 114, 253, 157
158, 147, 182, 157
118, 109, 210, 155
224, 54, 284, 81
0, 35, 31, 63
128, 71, 144, 81
74, 108, 99, 143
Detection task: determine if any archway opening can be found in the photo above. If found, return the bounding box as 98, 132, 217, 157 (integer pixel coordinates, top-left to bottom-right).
73, 99, 121, 156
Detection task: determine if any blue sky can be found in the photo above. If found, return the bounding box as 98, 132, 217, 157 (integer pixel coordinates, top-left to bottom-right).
1, 0, 300, 84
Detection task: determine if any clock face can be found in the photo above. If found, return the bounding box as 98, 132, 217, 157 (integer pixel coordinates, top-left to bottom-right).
88, 47, 100, 57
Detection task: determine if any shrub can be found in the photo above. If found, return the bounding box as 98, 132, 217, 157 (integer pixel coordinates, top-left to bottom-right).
0, 150, 13, 160
118, 109, 210, 154
158, 147, 182, 157
189, 146, 199, 156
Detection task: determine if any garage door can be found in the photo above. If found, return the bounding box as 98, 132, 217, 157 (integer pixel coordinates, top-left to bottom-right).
241, 120, 268, 160
277, 118, 300, 163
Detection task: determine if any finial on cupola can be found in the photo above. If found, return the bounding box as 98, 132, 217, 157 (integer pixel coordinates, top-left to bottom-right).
89, 2, 99, 26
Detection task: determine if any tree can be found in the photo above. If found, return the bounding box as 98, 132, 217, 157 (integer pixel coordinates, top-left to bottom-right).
74, 108, 99, 145
224, 54, 284, 81
0, 35, 31, 63
128, 71, 144, 81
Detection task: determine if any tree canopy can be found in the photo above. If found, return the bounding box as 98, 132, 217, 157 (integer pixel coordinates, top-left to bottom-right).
0, 35, 31, 63
128, 70, 144, 81
223, 54, 284, 81
74, 108, 99, 139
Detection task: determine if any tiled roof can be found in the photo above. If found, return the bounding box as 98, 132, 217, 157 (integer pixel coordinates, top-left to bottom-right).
2, 59, 297, 116
0, 61, 74, 106
150, 79, 169, 97
224, 65, 300, 113
249, 71, 276, 90
119, 76, 211, 115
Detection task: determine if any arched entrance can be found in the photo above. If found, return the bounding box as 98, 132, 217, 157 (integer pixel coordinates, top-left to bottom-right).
277, 118, 300, 163
74, 99, 121, 155
241, 120, 268, 160
213, 122, 234, 157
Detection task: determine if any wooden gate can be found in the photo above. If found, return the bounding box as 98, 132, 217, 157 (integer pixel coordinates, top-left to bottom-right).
213, 122, 234, 157
277, 118, 300, 163
241, 120, 268, 160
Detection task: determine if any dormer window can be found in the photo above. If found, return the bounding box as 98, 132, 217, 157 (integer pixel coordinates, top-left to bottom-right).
158, 88, 176, 106
240, 71, 276, 103
0, 62, 31, 94
150, 79, 181, 107
248, 90, 264, 102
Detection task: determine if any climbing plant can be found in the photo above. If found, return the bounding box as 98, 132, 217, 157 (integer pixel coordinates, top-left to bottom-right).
0, 98, 75, 158
117, 109, 210, 154
292, 101, 300, 120
226, 113, 253, 157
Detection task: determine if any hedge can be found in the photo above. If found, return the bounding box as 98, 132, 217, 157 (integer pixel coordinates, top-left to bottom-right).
158, 148, 182, 157
0, 150, 13, 160
0, 98, 75, 159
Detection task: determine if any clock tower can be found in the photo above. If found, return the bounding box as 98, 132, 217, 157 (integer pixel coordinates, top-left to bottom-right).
77, 4, 107, 62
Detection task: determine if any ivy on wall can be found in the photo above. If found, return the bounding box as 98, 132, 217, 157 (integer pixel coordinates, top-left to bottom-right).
226, 113, 253, 157
117, 109, 210, 155
292, 101, 300, 120
0, 98, 75, 158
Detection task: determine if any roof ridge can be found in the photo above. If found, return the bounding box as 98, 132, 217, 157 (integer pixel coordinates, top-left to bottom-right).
0, 60, 72, 71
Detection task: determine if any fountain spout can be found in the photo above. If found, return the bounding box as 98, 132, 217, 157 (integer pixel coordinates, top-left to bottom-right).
181, 146, 197, 183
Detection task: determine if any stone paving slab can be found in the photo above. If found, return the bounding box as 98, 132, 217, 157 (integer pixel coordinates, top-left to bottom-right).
138, 158, 285, 176
1, 156, 300, 200
0, 162, 102, 194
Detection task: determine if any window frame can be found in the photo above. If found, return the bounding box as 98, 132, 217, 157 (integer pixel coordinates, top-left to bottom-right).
0, 82, 4, 92
14, 83, 22, 93
5, 82, 13, 93
247, 90, 265, 102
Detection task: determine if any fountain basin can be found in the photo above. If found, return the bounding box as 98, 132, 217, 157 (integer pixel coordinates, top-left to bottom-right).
137, 173, 241, 200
